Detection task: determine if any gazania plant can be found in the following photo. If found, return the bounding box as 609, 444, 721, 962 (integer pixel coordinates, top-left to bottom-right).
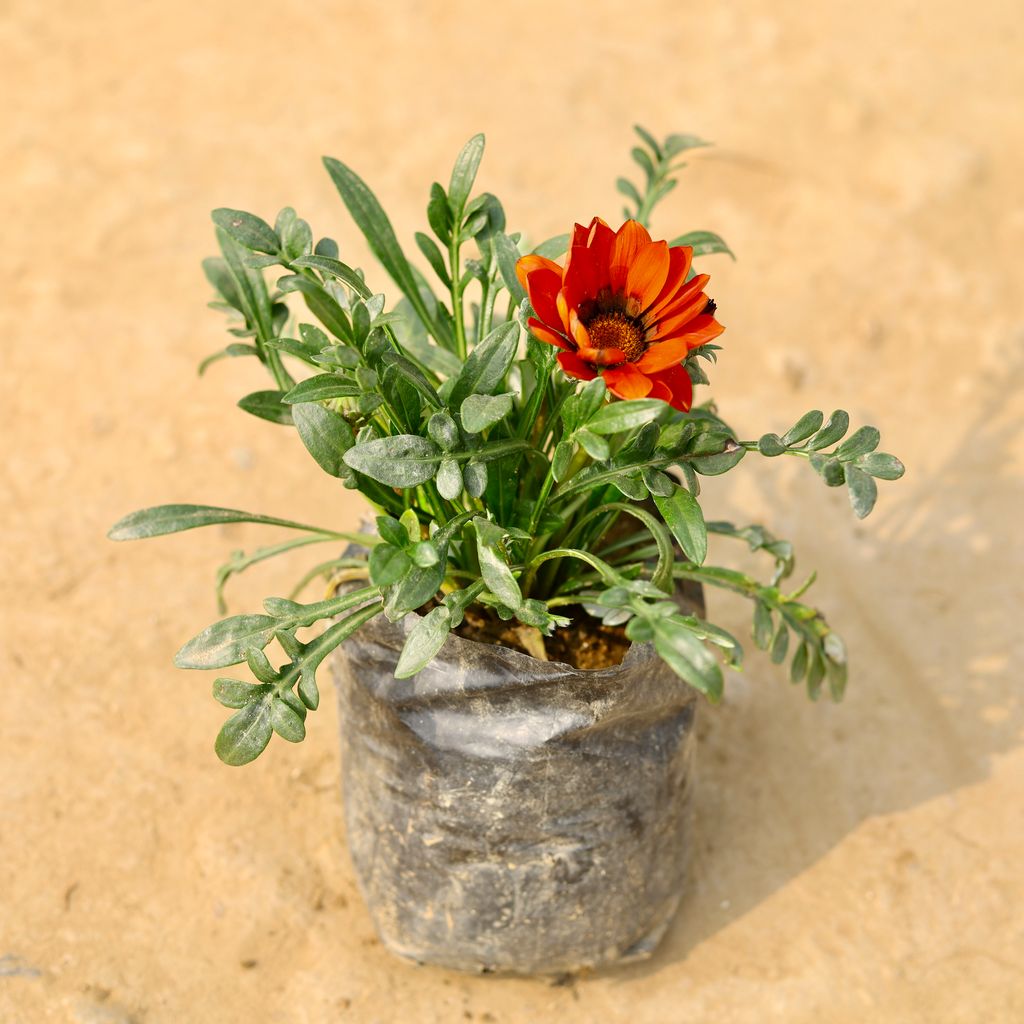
111, 128, 904, 766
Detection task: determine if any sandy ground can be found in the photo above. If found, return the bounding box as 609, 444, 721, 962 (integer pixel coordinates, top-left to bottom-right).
3, 1, 1023, 1021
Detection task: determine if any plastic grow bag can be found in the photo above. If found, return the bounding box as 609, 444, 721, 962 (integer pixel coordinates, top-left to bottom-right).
332, 589, 703, 975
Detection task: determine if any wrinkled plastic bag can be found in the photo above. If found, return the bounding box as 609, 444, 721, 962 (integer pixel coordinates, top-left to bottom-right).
332, 589, 703, 975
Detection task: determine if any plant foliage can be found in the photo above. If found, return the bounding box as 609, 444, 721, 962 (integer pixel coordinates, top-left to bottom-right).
111, 126, 904, 764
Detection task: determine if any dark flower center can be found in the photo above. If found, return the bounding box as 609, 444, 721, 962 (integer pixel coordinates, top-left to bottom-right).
585, 311, 646, 362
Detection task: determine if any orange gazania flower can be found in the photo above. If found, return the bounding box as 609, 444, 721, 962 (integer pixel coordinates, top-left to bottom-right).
515, 218, 724, 411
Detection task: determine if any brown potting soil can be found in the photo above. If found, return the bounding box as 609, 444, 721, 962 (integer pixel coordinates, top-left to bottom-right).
455, 604, 631, 670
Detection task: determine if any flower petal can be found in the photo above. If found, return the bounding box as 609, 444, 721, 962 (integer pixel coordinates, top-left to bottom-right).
657, 314, 725, 351
634, 334, 691, 373
609, 220, 652, 292
557, 350, 597, 381
625, 241, 670, 308
526, 317, 571, 351
646, 273, 709, 328
524, 266, 564, 330
642, 245, 693, 317
515, 253, 562, 293
647, 364, 693, 411
603, 363, 653, 399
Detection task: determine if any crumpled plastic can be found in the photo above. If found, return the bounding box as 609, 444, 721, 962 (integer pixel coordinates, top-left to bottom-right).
332, 584, 703, 975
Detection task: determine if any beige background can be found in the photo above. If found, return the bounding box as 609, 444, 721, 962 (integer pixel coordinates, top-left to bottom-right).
3, 1, 1022, 1021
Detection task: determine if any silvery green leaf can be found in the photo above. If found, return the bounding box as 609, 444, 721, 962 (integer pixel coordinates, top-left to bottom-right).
238, 390, 293, 425
460, 392, 514, 433
757, 433, 787, 457
369, 544, 411, 587
212, 208, 280, 254
395, 605, 452, 679
448, 134, 485, 217
782, 410, 824, 445
588, 399, 666, 435
654, 487, 707, 565
176, 615, 278, 670
215, 699, 273, 766
282, 375, 361, 404
857, 452, 905, 480
806, 409, 849, 450
448, 321, 520, 406
343, 435, 442, 487
846, 465, 878, 519
292, 403, 355, 478
462, 460, 487, 498
269, 698, 306, 743
436, 457, 463, 499
836, 426, 880, 460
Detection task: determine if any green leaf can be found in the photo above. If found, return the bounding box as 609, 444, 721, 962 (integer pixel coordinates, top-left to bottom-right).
448, 321, 520, 407
533, 234, 570, 259
782, 410, 824, 445
836, 426, 880, 460
342, 435, 441, 487
269, 697, 306, 743
291, 254, 372, 298
770, 624, 789, 664
238, 390, 293, 425
108, 504, 337, 541
427, 410, 460, 450
375, 515, 408, 548
462, 460, 487, 497
281, 374, 361, 404
176, 614, 278, 670
292, 402, 355, 478
575, 428, 609, 461
588, 399, 666, 435
276, 207, 313, 261
806, 409, 850, 451
753, 602, 773, 650
846, 465, 878, 519
427, 181, 452, 243
616, 177, 643, 208
667, 230, 735, 259
494, 232, 527, 304
552, 440, 575, 482
631, 146, 656, 182
474, 518, 522, 610
448, 133, 485, 217
212, 678, 269, 709
633, 124, 662, 158
652, 619, 724, 701
322, 157, 440, 336
757, 433, 788, 457
415, 231, 450, 286
198, 343, 259, 376
654, 487, 708, 565
664, 133, 711, 157
211, 208, 279, 255
790, 641, 809, 683
858, 452, 905, 480
460, 392, 514, 433
435, 457, 463, 499
202, 256, 244, 311
215, 699, 273, 766
691, 444, 746, 476
395, 605, 452, 678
